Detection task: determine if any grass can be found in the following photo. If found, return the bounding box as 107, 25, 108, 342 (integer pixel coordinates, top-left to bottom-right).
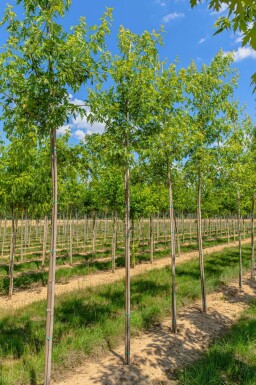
0, 243, 253, 385
0, 234, 251, 294
178, 301, 256, 385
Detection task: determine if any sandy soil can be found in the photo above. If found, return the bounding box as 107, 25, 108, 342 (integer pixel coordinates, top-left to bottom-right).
54, 273, 255, 385
1, 239, 250, 311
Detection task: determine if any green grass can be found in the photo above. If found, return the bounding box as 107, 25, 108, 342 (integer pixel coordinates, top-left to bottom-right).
0, 243, 253, 385
0, 234, 251, 294
178, 301, 256, 385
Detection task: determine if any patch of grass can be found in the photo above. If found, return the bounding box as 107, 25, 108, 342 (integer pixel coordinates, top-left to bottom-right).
0, 244, 253, 384
178, 301, 256, 385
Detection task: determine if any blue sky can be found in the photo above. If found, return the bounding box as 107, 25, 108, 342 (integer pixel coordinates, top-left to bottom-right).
0, 0, 255, 143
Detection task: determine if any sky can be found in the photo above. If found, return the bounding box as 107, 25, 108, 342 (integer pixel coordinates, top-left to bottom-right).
0, 0, 255, 144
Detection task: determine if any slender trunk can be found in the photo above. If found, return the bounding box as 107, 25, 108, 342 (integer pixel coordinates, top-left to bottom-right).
1, 218, 6, 257
237, 190, 242, 289
112, 212, 117, 273
150, 215, 154, 263
167, 160, 177, 333
42, 216, 48, 269
84, 215, 87, 252
174, 215, 181, 257
8, 208, 17, 299
92, 214, 96, 257
76, 212, 79, 247
44, 126, 58, 385
69, 214, 73, 265
20, 213, 24, 261
251, 194, 255, 281
227, 218, 230, 244
124, 133, 131, 365
104, 215, 107, 244
197, 171, 207, 313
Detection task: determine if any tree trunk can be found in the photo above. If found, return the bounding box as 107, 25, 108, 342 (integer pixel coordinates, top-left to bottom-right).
237, 190, 242, 289
1, 217, 6, 258
8, 208, 17, 299
174, 215, 181, 257
124, 133, 131, 365
150, 215, 154, 263
69, 214, 73, 265
197, 171, 207, 313
42, 216, 48, 269
92, 213, 96, 257
112, 212, 117, 273
20, 213, 24, 261
167, 160, 177, 333
251, 194, 255, 281
44, 126, 58, 385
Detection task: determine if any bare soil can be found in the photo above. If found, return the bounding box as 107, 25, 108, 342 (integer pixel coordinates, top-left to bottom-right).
1, 239, 250, 312
54, 273, 255, 385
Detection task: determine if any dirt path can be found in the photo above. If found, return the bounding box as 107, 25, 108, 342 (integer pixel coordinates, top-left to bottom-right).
54, 273, 256, 385
0, 239, 250, 311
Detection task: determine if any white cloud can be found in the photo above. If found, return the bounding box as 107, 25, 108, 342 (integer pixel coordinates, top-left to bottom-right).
74, 129, 86, 141
235, 35, 243, 43
162, 12, 185, 23
210, 3, 228, 15
156, 0, 166, 6
57, 125, 70, 136
198, 36, 208, 44
227, 46, 256, 62
62, 96, 106, 139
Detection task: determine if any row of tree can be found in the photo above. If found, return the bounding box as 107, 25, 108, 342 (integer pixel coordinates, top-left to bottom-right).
0, 1, 255, 384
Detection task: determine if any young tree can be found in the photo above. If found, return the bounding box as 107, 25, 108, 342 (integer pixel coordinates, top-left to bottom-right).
143, 63, 187, 332
184, 51, 237, 313
0, 1, 111, 383
88, 27, 162, 363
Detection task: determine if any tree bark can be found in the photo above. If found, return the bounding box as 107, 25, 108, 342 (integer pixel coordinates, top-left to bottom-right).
112, 212, 117, 273
44, 126, 58, 385
167, 160, 177, 333
124, 133, 131, 365
197, 171, 207, 313
150, 215, 154, 263
8, 208, 17, 299
42, 215, 48, 270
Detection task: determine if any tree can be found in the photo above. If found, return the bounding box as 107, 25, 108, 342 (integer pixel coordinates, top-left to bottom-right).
0, 1, 112, 383
184, 51, 237, 313
88, 26, 162, 363
223, 113, 252, 288
143, 63, 188, 332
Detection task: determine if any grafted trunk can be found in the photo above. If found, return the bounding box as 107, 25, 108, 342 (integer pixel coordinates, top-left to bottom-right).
167, 160, 177, 333
197, 171, 207, 313
44, 126, 58, 385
